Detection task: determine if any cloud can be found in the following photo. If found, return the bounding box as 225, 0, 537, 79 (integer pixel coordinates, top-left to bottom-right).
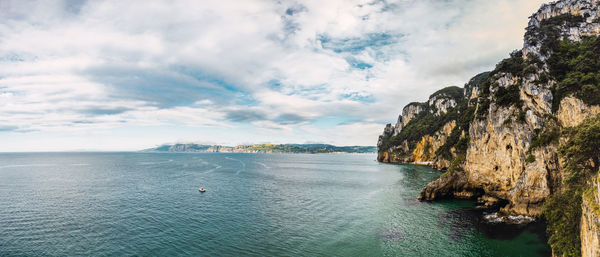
0, 0, 549, 150
78, 107, 131, 116
275, 113, 309, 125
0, 125, 18, 132
225, 109, 267, 123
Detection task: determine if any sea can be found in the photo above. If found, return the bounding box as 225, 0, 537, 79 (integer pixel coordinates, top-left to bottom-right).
0, 152, 551, 256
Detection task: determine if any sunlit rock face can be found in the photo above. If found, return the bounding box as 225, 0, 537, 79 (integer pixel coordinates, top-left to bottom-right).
557, 96, 600, 127
411, 121, 456, 165
376, 86, 463, 167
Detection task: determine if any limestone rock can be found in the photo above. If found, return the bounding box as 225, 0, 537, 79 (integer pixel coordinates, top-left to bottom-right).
582, 172, 600, 257
393, 103, 425, 136
524, 0, 600, 60
557, 96, 600, 127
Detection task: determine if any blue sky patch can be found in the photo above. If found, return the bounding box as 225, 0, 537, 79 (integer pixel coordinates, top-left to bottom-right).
341, 92, 375, 103
318, 32, 400, 54
313, 116, 359, 128
345, 57, 373, 70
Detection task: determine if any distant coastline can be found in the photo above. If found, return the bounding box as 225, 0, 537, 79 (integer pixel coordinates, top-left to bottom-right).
142, 143, 376, 154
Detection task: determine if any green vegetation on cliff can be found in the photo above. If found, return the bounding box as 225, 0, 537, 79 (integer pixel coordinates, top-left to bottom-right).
525, 14, 600, 256
380, 86, 465, 154
543, 187, 582, 257
526, 14, 586, 56
559, 115, 600, 183
529, 116, 561, 152
436, 77, 486, 160
543, 114, 600, 257
494, 50, 527, 77
473, 50, 542, 121
383, 105, 458, 151
524, 13, 600, 112
430, 86, 464, 100
549, 36, 600, 112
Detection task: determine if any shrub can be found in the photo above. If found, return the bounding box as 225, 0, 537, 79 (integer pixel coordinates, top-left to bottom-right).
495, 50, 526, 76
447, 154, 466, 174
558, 114, 600, 183
525, 154, 535, 163
495, 84, 524, 108
529, 126, 560, 151
547, 37, 600, 112
523, 65, 538, 76
476, 98, 490, 119
517, 109, 527, 123
430, 86, 464, 101
542, 188, 582, 257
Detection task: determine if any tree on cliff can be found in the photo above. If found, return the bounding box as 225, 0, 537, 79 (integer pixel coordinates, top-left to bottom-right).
544, 114, 600, 257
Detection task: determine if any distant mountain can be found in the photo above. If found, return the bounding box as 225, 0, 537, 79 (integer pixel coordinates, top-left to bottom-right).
142, 143, 376, 154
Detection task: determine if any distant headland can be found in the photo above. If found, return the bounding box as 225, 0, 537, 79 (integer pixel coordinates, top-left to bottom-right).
142, 143, 376, 154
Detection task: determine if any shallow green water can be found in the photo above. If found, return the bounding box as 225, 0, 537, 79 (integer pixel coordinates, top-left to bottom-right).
0, 153, 550, 256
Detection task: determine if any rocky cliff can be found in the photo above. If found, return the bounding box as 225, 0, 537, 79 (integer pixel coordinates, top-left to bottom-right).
377, 85, 470, 168
377, 0, 600, 255
582, 171, 600, 257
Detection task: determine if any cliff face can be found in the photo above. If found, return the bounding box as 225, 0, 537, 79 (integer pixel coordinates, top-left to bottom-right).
525, 0, 600, 61
456, 0, 600, 217
377, 0, 600, 255
411, 121, 456, 165
582, 172, 600, 257
377, 85, 468, 168
393, 103, 425, 136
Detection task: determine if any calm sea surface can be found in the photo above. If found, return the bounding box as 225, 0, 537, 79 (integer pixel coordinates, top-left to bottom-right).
0, 152, 550, 256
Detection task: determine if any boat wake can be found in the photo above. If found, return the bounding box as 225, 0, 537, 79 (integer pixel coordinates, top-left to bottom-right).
70, 163, 90, 166
225, 157, 246, 175
0, 164, 56, 169
137, 159, 174, 165
253, 161, 270, 169
201, 164, 222, 174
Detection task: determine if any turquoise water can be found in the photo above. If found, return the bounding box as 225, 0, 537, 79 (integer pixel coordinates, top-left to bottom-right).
0, 153, 550, 256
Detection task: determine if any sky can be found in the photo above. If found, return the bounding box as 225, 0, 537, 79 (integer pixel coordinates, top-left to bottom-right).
0, 0, 549, 151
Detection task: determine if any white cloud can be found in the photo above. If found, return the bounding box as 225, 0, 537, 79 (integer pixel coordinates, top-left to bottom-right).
0, 0, 549, 150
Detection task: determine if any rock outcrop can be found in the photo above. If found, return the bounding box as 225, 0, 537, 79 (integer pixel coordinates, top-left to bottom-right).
524, 0, 600, 61
558, 96, 600, 127
411, 121, 456, 165
377, 86, 466, 169
393, 103, 425, 136
377, 0, 600, 255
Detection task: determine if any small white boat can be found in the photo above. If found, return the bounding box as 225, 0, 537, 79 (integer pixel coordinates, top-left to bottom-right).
199, 187, 206, 193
